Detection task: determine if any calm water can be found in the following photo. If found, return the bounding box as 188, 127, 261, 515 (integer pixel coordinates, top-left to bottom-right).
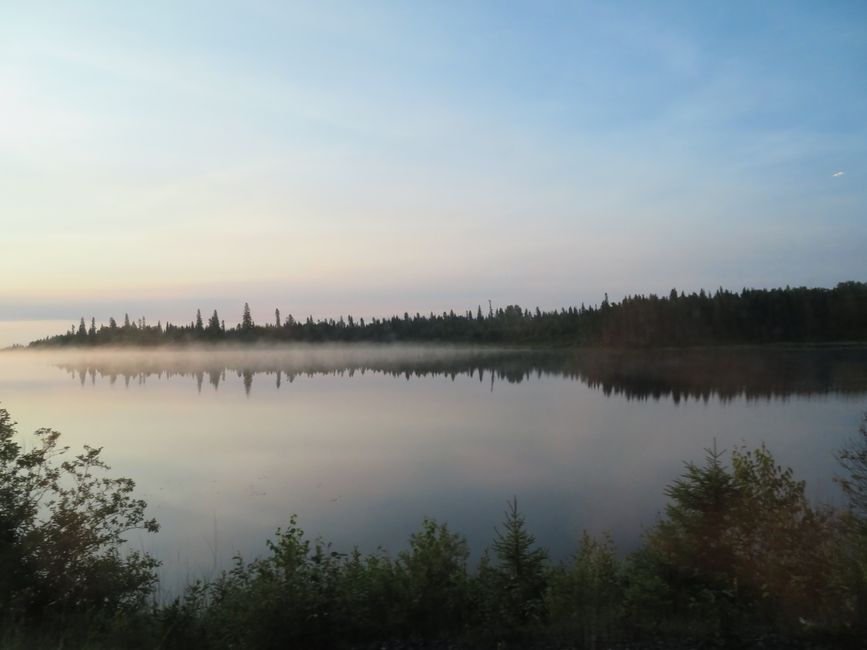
1, 345, 866, 590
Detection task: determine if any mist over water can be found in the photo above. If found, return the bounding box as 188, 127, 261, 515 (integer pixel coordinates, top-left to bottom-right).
44, 344, 867, 401
2, 344, 865, 591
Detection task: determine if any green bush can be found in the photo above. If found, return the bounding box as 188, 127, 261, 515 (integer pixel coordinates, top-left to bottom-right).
182, 516, 472, 648
0, 407, 159, 628
339, 546, 401, 639
0, 406, 159, 649
187, 516, 344, 648
547, 531, 623, 648
837, 414, 867, 630
396, 517, 473, 637
637, 442, 852, 639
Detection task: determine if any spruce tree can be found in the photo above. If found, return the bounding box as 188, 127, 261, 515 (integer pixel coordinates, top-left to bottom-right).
483, 497, 549, 631
242, 303, 254, 331
207, 310, 221, 337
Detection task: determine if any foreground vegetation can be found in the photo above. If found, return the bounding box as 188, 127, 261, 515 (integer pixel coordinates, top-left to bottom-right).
2, 406, 867, 648
28, 281, 867, 348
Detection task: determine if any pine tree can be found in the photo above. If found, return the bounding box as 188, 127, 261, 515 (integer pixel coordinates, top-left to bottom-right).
652, 443, 737, 583
242, 303, 254, 331
195, 309, 204, 332
484, 497, 549, 630
207, 310, 221, 336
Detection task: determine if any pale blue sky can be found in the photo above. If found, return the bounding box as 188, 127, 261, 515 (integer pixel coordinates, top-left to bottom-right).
1, 0, 865, 335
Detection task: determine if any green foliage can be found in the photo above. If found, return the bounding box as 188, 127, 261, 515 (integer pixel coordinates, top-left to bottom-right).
837, 414, 867, 629
397, 518, 472, 637
622, 545, 679, 636
640, 442, 851, 639
338, 546, 401, 639
0, 407, 159, 632
189, 516, 342, 648
547, 532, 623, 647
838, 414, 867, 518
180, 516, 472, 648
479, 497, 549, 641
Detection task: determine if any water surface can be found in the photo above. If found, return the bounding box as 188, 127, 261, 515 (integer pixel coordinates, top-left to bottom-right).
1, 345, 865, 590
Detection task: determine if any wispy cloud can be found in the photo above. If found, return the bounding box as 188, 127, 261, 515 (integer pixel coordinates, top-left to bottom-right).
0, 1, 865, 325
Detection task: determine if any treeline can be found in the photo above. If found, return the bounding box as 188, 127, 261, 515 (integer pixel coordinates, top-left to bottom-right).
2, 406, 867, 648
28, 281, 867, 348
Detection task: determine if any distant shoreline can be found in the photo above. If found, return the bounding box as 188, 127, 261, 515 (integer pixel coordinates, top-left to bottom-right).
18, 282, 867, 350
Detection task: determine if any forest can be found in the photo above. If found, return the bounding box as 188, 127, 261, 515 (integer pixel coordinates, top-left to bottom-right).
1, 406, 866, 649
26, 281, 867, 349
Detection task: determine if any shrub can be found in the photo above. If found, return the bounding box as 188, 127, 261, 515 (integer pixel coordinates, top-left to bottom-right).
547, 531, 623, 648
396, 517, 472, 637
639, 442, 850, 639
0, 406, 159, 634
837, 413, 867, 630
191, 516, 347, 648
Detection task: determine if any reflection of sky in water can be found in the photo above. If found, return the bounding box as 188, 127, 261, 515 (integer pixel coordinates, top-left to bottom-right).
1, 347, 865, 592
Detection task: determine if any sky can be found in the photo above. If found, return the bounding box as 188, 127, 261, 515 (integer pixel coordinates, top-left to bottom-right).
1, 0, 865, 343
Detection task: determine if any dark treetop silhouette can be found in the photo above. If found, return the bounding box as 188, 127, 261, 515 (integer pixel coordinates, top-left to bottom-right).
26, 281, 867, 349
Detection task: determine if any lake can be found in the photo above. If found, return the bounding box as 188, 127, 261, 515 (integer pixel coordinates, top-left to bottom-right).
1, 345, 865, 592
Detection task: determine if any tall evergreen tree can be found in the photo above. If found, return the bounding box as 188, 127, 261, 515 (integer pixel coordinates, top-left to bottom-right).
21, 282, 867, 348
207, 310, 221, 336
482, 497, 549, 630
